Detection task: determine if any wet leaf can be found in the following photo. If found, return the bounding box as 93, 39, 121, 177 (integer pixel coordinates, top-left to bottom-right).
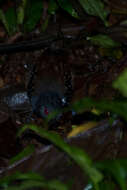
78, 0, 108, 25
87, 34, 121, 48
113, 69, 127, 97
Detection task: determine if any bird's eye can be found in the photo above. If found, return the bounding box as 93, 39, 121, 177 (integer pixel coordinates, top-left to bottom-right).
62, 98, 66, 104
61, 97, 67, 106
44, 106, 49, 116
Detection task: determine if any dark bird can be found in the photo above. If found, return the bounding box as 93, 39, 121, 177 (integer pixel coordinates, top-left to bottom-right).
27, 50, 73, 119
29, 69, 67, 118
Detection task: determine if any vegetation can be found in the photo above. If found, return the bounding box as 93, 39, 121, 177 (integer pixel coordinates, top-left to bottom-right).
0, 0, 127, 190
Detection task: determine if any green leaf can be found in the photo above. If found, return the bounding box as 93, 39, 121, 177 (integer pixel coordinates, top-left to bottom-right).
24, 0, 43, 32
87, 34, 121, 48
0, 9, 10, 34
0, 171, 44, 187
48, 0, 58, 15
96, 159, 127, 190
78, 0, 108, 25
17, 0, 27, 25
9, 144, 35, 165
18, 125, 103, 186
0, 172, 69, 190
5, 7, 17, 35
0, 7, 17, 35
57, 0, 79, 18
99, 180, 115, 190
113, 69, 127, 97
72, 97, 127, 121
5, 179, 69, 190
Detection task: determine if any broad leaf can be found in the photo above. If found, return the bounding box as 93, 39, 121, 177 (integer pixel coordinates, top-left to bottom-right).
18, 125, 103, 185
113, 69, 127, 97
24, 0, 43, 32
78, 0, 108, 25
87, 34, 121, 48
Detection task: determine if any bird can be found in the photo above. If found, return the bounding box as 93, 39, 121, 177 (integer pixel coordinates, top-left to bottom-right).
27, 49, 73, 119
29, 69, 67, 118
